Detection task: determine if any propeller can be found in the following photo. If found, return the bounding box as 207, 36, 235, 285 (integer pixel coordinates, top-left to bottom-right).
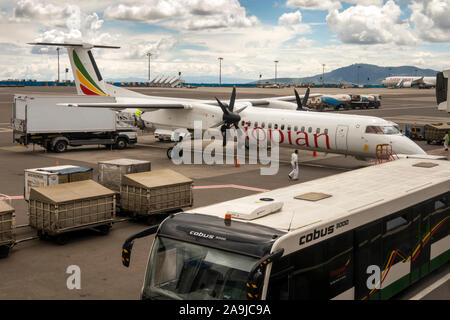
294, 87, 311, 111
212, 87, 247, 146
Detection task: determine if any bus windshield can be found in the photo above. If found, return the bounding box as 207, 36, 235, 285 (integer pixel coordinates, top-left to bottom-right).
365, 125, 400, 135
142, 236, 258, 300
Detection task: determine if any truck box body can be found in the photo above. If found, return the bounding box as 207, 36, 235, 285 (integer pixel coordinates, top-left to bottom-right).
13, 95, 120, 134
120, 169, 193, 216
98, 159, 151, 192
0, 201, 15, 247
29, 180, 115, 235
24, 165, 93, 201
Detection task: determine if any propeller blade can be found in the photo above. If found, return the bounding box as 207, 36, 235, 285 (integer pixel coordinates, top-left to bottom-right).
235, 105, 248, 114
229, 86, 236, 112
221, 124, 228, 147
302, 87, 310, 109
215, 97, 229, 114
294, 89, 303, 111
210, 120, 225, 129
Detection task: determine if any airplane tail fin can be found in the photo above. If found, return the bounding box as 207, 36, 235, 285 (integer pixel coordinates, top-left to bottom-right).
28, 42, 119, 96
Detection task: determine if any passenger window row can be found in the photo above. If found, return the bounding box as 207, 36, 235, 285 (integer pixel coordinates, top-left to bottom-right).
241, 121, 329, 135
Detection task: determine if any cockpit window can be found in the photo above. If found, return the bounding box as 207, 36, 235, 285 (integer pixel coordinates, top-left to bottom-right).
365, 125, 400, 135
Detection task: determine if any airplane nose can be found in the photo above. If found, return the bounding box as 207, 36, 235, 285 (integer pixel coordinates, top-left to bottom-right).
392, 136, 426, 155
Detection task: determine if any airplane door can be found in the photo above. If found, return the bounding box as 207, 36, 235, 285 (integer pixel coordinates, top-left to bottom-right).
336, 125, 348, 151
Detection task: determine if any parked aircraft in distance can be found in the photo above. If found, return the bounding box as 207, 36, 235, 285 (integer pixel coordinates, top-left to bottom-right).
382, 76, 436, 88
28, 42, 427, 160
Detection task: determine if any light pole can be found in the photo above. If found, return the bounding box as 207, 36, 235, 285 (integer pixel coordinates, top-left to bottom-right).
322, 64, 325, 86
56, 47, 60, 83
218, 57, 223, 86
274, 60, 279, 83
146, 52, 152, 81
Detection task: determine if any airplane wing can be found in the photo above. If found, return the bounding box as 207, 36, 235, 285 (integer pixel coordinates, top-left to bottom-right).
266, 93, 323, 103
412, 77, 425, 85
59, 102, 189, 110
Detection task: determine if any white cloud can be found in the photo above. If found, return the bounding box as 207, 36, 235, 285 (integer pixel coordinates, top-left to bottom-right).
326, 0, 418, 45
409, 0, 450, 42
279, 10, 303, 25
286, 0, 342, 11
104, 0, 259, 30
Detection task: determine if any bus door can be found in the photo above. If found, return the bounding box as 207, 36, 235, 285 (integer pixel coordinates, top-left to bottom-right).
354, 220, 383, 300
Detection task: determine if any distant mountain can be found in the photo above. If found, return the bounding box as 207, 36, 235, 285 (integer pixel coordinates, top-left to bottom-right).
254, 64, 439, 85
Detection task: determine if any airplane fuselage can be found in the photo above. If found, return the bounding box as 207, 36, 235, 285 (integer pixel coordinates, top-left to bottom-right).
138, 101, 426, 159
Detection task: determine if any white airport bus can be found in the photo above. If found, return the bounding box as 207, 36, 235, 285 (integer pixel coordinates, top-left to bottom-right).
122, 158, 450, 300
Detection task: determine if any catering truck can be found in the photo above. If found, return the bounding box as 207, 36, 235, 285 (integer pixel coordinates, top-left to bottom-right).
121, 158, 449, 300
12, 95, 137, 152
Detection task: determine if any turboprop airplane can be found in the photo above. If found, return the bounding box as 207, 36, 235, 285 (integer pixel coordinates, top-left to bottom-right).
382, 76, 436, 88
28, 42, 427, 160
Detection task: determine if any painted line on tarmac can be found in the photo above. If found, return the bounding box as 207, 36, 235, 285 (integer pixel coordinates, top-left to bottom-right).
193, 184, 270, 192
0, 195, 23, 200
409, 272, 450, 300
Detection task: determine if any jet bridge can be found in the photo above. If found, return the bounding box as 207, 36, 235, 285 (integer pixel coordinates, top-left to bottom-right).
436, 70, 450, 113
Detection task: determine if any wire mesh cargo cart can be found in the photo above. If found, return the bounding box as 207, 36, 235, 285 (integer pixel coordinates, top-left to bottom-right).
28, 180, 116, 245
0, 201, 15, 258
120, 169, 193, 224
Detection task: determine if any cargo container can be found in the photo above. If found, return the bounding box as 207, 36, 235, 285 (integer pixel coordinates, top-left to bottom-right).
29, 180, 116, 244
425, 122, 450, 145
12, 95, 138, 152
120, 169, 193, 221
98, 159, 151, 193
0, 201, 15, 258
24, 165, 93, 200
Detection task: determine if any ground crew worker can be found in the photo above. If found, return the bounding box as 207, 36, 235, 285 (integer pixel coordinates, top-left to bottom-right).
444, 131, 449, 151
135, 109, 142, 120
288, 150, 299, 181
134, 109, 145, 129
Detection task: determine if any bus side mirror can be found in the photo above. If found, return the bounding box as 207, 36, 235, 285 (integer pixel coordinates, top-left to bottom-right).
121, 225, 159, 268
246, 249, 284, 300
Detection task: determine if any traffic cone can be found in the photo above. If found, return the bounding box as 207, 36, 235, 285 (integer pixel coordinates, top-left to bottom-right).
234, 156, 240, 167
56, 160, 59, 166
313, 151, 317, 157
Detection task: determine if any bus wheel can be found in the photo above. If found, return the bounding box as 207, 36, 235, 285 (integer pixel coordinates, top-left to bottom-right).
54, 140, 68, 153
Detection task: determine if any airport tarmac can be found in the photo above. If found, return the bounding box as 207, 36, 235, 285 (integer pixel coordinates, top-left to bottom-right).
0, 86, 448, 300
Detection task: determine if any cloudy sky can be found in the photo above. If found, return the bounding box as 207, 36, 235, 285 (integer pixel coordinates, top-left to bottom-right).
1, 0, 450, 81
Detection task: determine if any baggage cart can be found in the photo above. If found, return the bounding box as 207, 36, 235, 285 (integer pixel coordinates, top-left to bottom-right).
425, 122, 450, 144
24, 165, 93, 200
120, 169, 193, 223
98, 159, 151, 193
29, 180, 116, 244
0, 201, 15, 258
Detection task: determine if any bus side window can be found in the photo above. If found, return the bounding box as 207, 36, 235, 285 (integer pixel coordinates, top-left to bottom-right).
289, 242, 328, 299
380, 209, 413, 299
326, 232, 354, 299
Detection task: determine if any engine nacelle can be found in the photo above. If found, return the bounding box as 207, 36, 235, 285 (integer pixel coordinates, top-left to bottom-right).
402, 81, 412, 88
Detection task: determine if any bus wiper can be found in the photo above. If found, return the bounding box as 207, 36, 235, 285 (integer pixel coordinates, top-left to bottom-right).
246, 249, 284, 300
122, 225, 159, 267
